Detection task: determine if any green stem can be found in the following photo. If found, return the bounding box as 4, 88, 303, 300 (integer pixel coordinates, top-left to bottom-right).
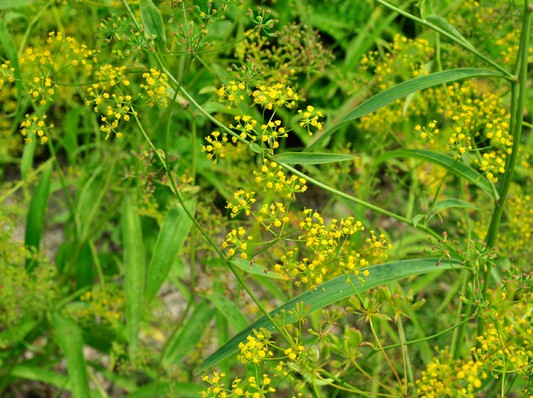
376, 0, 513, 78
479, 1, 531, 337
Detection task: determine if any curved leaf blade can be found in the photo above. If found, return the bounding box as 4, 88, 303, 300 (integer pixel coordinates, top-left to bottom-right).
122, 194, 145, 362
375, 149, 496, 199
52, 314, 90, 398
306, 68, 507, 151
145, 199, 196, 303
25, 161, 52, 271
140, 0, 166, 48
198, 258, 462, 372
273, 152, 357, 165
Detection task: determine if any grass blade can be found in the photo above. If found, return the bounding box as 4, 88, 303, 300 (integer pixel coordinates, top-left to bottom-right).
25, 161, 52, 271
10, 365, 69, 390
162, 300, 215, 369
52, 313, 90, 398
145, 199, 196, 303
122, 194, 145, 363
0, 21, 23, 116
306, 68, 508, 151
375, 149, 496, 199
273, 152, 357, 165
198, 258, 462, 372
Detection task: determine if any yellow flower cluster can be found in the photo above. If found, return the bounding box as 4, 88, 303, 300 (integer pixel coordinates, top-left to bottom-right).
252, 83, 298, 110
19, 113, 54, 144
226, 190, 256, 218
256, 202, 290, 232
237, 329, 273, 365
500, 185, 533, 259
472, 317, 532, 377
71, 284, 125, 327
201, 371, 276, 398
253, 161, 307, 199
298, 105, 324, 136
222, 227, 252, 259
201, 131, 229, 162
140, 67, 169, 107
416, 351, 487, 398
217, 81, 247, 109
274, 209, 366, 287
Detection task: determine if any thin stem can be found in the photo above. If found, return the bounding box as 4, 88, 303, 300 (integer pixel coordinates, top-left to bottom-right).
479, 1, 531, 336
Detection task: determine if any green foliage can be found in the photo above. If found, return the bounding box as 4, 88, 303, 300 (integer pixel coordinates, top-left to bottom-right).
0, 0, 532, 397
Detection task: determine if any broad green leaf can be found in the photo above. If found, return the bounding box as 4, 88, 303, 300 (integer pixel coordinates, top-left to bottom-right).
145, 199, 196, 303
231, 258, 285, 280
140, 0, 166, 48
25, 161, 52, 271
273, 152, 357, 165
204, 292, 249, 333
375, 149, 496, 199
198, 258, 462, 371
163, 301, 215, 369
122, 194, 145, 362
425, 14, 474, 50
52, 313, 90, 398
306, 68, 508, 151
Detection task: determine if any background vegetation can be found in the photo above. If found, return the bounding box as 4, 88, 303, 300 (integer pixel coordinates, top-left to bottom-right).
0, 0, 532, 397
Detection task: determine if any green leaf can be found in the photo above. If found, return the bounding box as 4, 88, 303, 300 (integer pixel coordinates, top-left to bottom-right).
198, 258, 462, 372
10, 365, 69, 390
204, 292, 249, 333
0, 0, 34, 10
122, 194, 145, 362
432, 198, 482, 214
375, 149, 496, 199
425, 14, 474, 50
306, 68, 508, 150
145, 199, 196, 303
163, 301, 215, 369
52, 313, 90, 398
231, 258, 285, 280
273, 152, 357, 165
25, 161, 52, 271
140, 0, 166, 48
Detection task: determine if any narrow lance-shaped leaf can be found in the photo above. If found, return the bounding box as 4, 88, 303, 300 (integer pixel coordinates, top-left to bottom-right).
52, 313, 90, 398
425, 14, 475, 50
306, 68, 508, 151
145, 199, 196, 303
375, 149, 497, 199
140, 0, 167, 48
25, 161, 52, 271
163, 300, 215, 369
122, 194, 145, 362
198, 258, 462, 372
273, 152, 357, 165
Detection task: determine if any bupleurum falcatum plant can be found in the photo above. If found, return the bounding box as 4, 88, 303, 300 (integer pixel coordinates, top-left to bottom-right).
0, 0, 532, 397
